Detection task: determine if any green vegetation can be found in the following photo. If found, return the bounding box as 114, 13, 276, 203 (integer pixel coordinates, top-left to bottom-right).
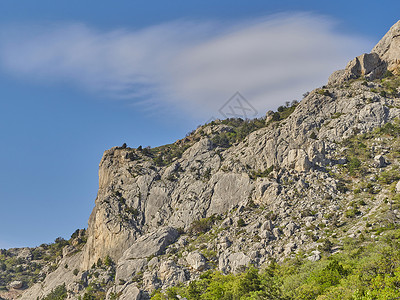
151, 143, 192, 167
317, 89, 331, 97
189, 215, 221, 235
210, 118, 266, 148
336, 120, 400, 180
79, 285, 107, 300
237, 218, 246, 227
41, 283, 67, 300
209, 101, 299, 149
0, 229, 87, 292
75, 256, 116, 300
331, 112, 342, 119
268, 102, 299, 124
346, 157, 361, 176
366, 75, 400, 98
129, 100, 301, 166
381, 75, 400, 97
152, 228, 400, 299
249, 166, 274, 180
148, 117, 400, 299
151, 266, 282, 300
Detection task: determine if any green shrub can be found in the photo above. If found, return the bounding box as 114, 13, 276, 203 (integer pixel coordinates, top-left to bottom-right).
104, 255, 113, 267
317, 89, 331, 96
189, 216, 217, 235
249, 166, 274, 180
152, 266, 283, 300
384, 70, 394, 78
96, 258, 102, 268
42, 284, 67, 300
331, 112, 342, 119
237, 218, 246, 227
346, 157, 361, 175
318, 239, 333, 253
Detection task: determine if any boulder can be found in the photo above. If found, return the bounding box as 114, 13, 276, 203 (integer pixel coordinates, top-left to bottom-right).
9, 281, 23, 289
345, 53, 386, 81
219, 252, 251, 274
283, 222, 297, 237
373, 155, 387, 168
116, 258, 147, 283
121, 227, 179, 260
62, 245, 77, 257
272, 228, 281, 239
118, 283, 143, 300
328, 69, 346, 85
159, 260, 187, 286
284, 242, 297, 255
260, 220, 273, 231
186, 251, 206, 271
307, 250, 321, 262
17, 248, 32, 261
218, 236, 232, 250
284, 149, 311, 172
328, 20, 400, 85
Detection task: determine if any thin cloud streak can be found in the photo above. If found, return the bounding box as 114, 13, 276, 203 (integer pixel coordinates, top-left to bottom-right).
0, 14, 373, 118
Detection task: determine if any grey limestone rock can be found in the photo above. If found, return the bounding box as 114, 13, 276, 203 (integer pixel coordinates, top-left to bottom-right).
18, 19, 400, 300
373, 155, 387, 168
186, 251, 206, 271
328, 21, 400, 85
219, 252, 251, 274
372, 20, 400, 74
9, 281, 23, 289
116, 283, 144, 300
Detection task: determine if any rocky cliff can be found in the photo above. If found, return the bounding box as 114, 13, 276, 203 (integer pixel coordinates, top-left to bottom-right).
8, 20, 400, 300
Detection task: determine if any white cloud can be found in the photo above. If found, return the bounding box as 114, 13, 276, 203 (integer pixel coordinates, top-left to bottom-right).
0, 13, 372, 118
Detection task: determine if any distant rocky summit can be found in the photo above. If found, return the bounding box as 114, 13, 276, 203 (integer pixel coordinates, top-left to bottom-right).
3, 20, 400, 300
329, 20, 400, 85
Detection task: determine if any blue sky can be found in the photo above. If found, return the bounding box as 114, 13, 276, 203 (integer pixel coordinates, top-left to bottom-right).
0, 0, 399, 249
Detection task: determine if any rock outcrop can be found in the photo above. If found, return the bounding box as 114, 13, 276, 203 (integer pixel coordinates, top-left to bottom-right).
372, 20, 400, 74
329, 20, 400, 85
12, 19, 400, 300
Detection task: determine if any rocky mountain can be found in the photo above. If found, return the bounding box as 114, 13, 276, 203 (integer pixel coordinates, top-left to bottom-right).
3, 20, 400, 300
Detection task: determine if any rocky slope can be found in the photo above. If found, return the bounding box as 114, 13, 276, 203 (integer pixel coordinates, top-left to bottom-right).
5, 20, 400, 300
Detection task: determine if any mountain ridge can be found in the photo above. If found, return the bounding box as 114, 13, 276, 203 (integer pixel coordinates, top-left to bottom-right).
3, 20, 400, 300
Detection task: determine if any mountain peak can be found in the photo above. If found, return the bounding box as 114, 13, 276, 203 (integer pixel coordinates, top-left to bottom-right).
371, 20, 400, 73
329, 20, 400, 85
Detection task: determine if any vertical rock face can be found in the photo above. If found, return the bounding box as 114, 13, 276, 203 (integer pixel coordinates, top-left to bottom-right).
81, 149, 140, 269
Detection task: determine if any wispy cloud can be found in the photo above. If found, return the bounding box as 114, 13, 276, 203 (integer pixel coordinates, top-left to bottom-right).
0, 13, 372, 118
